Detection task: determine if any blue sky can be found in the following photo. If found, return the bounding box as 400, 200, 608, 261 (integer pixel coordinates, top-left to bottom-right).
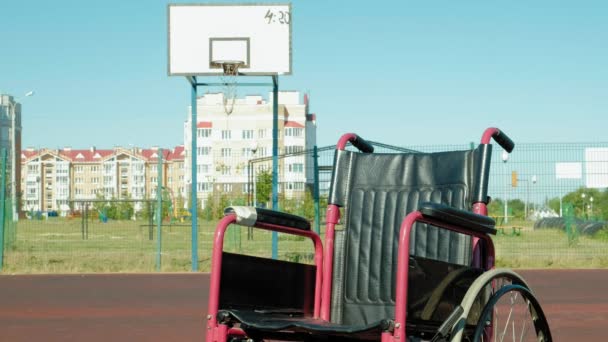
1, 0, 607, 149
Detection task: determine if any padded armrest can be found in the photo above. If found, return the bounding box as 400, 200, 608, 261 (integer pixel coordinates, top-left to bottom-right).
224, 206, 311, 231
418, 202, 496, 235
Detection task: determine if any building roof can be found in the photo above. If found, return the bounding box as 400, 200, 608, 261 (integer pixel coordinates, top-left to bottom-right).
21, 145, 184, 163
197, 121, 212, 128
284, 121, 305, 128
167, 145, 185, 161
140, 148, 171, 162
60, 149, 114, 162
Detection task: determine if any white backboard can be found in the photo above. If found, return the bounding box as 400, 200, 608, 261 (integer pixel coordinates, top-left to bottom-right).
585, 147, 608, 188
168, 3, 292, 76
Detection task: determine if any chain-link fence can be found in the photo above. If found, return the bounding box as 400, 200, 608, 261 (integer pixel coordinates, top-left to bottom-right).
2, 141, 608, 273
409, 142, 608, 268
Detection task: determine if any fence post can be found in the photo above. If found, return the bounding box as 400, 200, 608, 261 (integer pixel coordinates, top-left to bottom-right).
313, 146, 321, 234
0, 149, 7, 271
156, 149, 163, 272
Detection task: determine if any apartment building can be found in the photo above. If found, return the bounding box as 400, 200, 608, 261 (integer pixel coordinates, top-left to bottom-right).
184, 91, 317, 208
0, 94, 23, 218
20, 146, 185, 213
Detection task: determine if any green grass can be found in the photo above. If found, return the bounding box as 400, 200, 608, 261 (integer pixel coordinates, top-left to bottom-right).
2, 217, 316, 273
2, 217, 607, 273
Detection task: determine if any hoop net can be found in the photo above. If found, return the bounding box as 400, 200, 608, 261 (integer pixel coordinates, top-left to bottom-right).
218, 60, 244, 115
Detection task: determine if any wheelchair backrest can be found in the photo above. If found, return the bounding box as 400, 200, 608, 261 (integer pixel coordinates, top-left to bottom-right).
328, 145, 491, 326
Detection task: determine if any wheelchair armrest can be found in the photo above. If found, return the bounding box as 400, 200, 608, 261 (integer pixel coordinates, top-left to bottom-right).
418, 202, 496, 235
224, 206, 311, 231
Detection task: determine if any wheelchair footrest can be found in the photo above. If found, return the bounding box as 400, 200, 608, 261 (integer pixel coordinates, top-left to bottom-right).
218, 309, 393, 340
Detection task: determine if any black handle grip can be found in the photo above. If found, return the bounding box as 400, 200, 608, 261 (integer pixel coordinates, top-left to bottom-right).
493, 130, 515, 153
352, 135, 374, 153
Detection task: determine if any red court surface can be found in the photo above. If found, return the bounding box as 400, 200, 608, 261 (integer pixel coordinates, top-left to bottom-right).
0, 270, 606, 341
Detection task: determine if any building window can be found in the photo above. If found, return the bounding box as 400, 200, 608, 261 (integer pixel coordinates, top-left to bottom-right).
197, 164, 211, 174
75, 177, 83, 184
221, 130, 231, 140
197, 146, 211, 156
289, 163, 304, 173
198, 128, 211, 138
74, 166, 84, 173
221, 148, 231, 157
258, 129, 267, 139
223, 184, 232, 192
285, 145, 304, 154
221, 166, 231, 175
285, 127, 304, 137
286, 182, 305, 190
151, 177, 157, 184
242, 148, 253, 158
242, 130, 254, 140
258, 147, 268, 157
198, 183, 212, 192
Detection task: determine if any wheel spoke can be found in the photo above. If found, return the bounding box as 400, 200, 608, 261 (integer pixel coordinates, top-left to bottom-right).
500, 304, 514, 342
519, 311, 528, 342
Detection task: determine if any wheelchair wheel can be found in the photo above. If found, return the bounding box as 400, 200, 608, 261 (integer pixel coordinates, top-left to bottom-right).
449, 269, 552, 342
472, 284, 552, 342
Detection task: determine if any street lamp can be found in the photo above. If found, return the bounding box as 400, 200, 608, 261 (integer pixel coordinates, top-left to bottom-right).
6, 91, 34, 221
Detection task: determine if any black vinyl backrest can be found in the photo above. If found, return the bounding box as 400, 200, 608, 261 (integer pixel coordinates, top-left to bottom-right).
328, 146, 490, 326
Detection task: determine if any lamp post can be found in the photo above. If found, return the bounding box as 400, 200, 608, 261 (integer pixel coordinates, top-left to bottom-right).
6, 91, 34, 221
581, 193, 586, 219
581, 193, 593, 219
517, 175, 537, 220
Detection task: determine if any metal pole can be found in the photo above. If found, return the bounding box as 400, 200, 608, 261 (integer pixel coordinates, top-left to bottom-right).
191, 78, 199, 271
271, 75, 279, 259
504, 182, 508, 224
0, 149, 7, 271
9, 104, 17, 222
156, 149, 163, 272
313, 146, 320, 234
525, 180, 529, 220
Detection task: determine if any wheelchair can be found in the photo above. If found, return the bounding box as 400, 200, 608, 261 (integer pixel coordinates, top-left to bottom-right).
205, 128, 552, 342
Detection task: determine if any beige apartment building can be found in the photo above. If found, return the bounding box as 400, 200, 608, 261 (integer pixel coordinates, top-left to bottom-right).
20, 145, 185, 214
184, 91, 317, 208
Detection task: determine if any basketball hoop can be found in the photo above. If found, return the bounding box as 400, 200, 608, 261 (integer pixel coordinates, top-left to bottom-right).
216, 60, 244, 115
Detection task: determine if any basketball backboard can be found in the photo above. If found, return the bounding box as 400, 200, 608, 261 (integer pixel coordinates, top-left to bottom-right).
168, 3, 292, 76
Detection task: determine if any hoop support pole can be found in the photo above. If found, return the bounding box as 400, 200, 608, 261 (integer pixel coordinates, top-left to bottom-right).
191, 77, 199, 271
271, 75, 279, 260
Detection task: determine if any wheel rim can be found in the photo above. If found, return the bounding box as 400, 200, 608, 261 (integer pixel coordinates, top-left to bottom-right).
472, 284, 551, 342
449, 269, 552, 342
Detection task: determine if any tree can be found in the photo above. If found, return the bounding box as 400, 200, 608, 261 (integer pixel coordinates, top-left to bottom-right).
255, 170, 272, 207
547, 197, 561, 216
561, 187, 606, 220
507, 199, 526, 219
487, 198, 504, 217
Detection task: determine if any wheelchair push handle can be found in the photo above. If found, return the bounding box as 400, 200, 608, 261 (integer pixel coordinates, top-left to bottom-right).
481, 127, 514, 153
337, 133, 374, 153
